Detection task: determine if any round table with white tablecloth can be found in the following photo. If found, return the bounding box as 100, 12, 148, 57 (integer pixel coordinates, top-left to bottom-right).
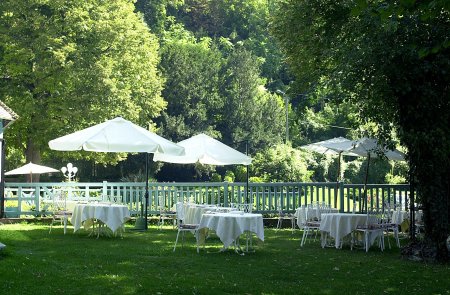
183, 204, 234, 224
71, 203, 130, 234
198, 212, 264, 249
391, 210, 423, 232
319, 213, 378, 249
295, 207, 339, 228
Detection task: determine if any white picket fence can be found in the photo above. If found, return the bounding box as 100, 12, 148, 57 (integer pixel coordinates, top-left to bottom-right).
1, 181, 410, 217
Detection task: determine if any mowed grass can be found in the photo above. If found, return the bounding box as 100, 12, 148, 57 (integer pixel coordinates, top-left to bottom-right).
0, 222, 449, 295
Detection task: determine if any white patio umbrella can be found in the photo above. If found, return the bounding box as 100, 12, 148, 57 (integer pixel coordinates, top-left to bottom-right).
153, 133, 251, 165
320, 137, 405, 211
5, 162, 59, 183
300, 137, 360, 181
154, 133, 252, 203
48, 117, 185, 229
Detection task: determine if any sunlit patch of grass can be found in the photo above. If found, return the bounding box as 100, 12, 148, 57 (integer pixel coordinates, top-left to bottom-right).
0, 223, 450, 294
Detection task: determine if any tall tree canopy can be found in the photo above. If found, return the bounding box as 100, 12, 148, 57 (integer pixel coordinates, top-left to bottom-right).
272, 0, 450, 261
158, 31, 223, 142
0, 0, 164, 167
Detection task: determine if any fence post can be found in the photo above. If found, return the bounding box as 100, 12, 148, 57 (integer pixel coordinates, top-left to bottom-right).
339, 181, 345, 213
35, 185, 41, 216
102, 181, 108, 200
223, 182, 229, 207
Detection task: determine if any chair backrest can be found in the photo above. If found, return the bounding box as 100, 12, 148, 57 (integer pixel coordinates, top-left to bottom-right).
383, 201, 396, 220
158, 196, 166, 212
276, 199, 284, 214
175, 202, 185, 224
52, 191, 68, 213
239, 203, 252, 213
366, 208, 383, 226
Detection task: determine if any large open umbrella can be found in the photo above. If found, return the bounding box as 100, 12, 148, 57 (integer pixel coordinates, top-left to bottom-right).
342, 137, 405, 211
154, 133, 252, 203
154, 133, 251, 165
5, 162, 59, 182
320, 137, 405, 211
300, 137, 360, 181
48, 117, 185, 229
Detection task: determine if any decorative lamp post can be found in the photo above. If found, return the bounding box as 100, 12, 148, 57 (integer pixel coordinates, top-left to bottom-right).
61, 163, 78, 182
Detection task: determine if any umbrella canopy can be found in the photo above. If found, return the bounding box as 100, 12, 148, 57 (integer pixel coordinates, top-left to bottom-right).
341, 137, 405, 161
48, 117, 185, 229
154, 133, 252, 205
49, 117, 184, 155
320, 137, 405, 212
5, 162, 59, 175
301, 136, 405, 208
153, 133, 252, 165
5, 162, 59, 183
300, 137, 359, 156
300, 137, 360, 182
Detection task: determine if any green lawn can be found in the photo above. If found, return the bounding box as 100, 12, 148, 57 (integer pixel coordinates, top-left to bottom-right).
0, 222, 449, 295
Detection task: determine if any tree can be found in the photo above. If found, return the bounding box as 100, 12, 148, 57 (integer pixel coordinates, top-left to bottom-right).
169, 0, 288, 91
157, 28, 223, 142
218, 47, 285, 151
0, 0, 164, 170
251, 143, 313, 182
272, 1, 450, 261
135, 0, 184, 36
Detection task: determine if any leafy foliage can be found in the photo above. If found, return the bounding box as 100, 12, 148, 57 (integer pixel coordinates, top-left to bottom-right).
251, 143, 313, 182
0, 0, 164, 168
272, 0, 450, 261
158, 34, 223, 142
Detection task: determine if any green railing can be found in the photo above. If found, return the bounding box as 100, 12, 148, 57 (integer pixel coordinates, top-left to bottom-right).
1, 181, 411, 218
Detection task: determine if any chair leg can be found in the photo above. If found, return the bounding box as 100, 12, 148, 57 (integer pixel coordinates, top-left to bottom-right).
394, 227, 400, 247
365, 232, 369, 252
49, 217, 54, 233
173, 230, 181, 252
385, 228, 391, 249
350, 232, 354, 251
301, 227, 308, 247
63, 217, 68, 235
313, 228, 319, 242
181, 231, 185, 248
196, 231, 200, 253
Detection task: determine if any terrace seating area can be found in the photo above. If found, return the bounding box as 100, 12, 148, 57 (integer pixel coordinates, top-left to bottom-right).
1, 181, 419, 254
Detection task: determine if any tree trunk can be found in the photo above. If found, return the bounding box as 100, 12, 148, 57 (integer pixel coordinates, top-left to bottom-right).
415, 151, 450, 262
25, 137, 41, 182
396, 86, 450, 262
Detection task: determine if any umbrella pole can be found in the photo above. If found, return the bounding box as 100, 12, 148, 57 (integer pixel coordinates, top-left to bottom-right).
337, 151, 342, 182
0, 139, 5, 218
245, 141, 249, 205
246, 165, 249, 205
144, 153, 149, 230
363, 153, 371, 213
335, 151, 342, 208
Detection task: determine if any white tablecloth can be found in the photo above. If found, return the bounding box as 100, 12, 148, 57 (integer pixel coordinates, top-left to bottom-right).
320, 213, 376, 249
198, 212, 264, 248
391, 210, 423, 225
391, 210, 408, 225
183, 204, 234, 224
71, 203, 130, 233
295, 207, 339, 228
